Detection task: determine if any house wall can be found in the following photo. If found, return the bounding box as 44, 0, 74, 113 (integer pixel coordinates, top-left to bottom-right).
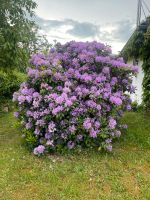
128, 59, 144, 104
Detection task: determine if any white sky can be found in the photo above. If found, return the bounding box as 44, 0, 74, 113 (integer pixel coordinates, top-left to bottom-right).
34, 0, 150, 54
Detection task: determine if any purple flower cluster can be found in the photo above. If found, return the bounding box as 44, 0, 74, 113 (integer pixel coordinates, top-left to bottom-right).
13, 41, 137, 155
109, 118, 117, 129
33, 145, 45, 155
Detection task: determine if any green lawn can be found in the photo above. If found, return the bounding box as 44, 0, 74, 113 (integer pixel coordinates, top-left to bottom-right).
0, 112, 150, 200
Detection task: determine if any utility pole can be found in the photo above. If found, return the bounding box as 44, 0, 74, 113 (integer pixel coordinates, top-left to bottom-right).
137, 0, 142, 28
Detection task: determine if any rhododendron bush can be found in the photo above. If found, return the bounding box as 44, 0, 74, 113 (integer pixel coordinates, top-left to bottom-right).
13, 41, 138, 155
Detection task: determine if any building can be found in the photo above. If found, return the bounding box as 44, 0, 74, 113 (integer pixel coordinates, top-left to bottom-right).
121, 17, 150, 104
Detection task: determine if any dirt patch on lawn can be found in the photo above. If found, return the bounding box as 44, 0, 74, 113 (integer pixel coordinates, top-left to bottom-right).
121, 173, 140, 195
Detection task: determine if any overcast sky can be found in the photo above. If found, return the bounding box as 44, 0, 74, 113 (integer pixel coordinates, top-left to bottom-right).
34, 0, 150, 54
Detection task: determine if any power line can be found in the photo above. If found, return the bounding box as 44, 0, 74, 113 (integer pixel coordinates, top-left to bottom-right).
136, 0, 150, 28
141, 2, 147, 20
142, 0, 150, 13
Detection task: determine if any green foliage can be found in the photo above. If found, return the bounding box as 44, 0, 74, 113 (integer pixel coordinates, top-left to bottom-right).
0, 0, 52, 100
121, 25, 150, 111
131, 101, 144, 112
120, 31, 144, 62
0, 70, 26, 99
0, 0, 50, 72
22, 128, 38, 149
141, 28, 150, 111
131, 101, 138, 112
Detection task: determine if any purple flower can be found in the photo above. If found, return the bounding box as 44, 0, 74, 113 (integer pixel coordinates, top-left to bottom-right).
52, 106, 63, 115
56, 96, 64, 104
105, 138, 112, 144
45, 133, 51, 139
63, 87, 71, 93
65, 81, 72, 87
122, 79, 128, 84
54, 72, 62, 80
110, 77, 118, 86
76, 134, 83, 141
126, 104, 131, 111
48, 93, 58, 100
34, 128, 40, 135
33, 145, 45, 155
90, 128, 97, 138
109, 118, 117, 129
67, 141, 75, 149
26, 110, 33, 117
26, 96, 32, 103
43, 109, 50, 115
83, 118, 92, 130
33, 112, 40, 119
70, 96, 77, 102
86, 100, 97, 108
57, 86, 63, 91
61, 92, 68, 99
81, 73, 92, 82
27, 68, 39, 77
21, 88, 29, 95
48, 121, 56, 133
95, 76, 102, 83
122, 124, 128, 129
33, 92, 40, 98
14, 112, 19, 118
102, 67, 110, 74
65, 99, 73, 107
61, 133, 67, 139
33, 100, 40, 108
130, 85, 135, 93
97, 105, 101, 111
106, 144, 112, 152
18, 95, 26, 104
95, 56, 110, 63
46, 140, 54, 146
25, 122, 32, 129
95, 121, 100, 129
91, 86, 97, 93
115, 130, 121, 137
69, 125, 76, 133
110, 96, 122, 106
49, 103, 55, 108
36, 120, 45, 127
103, 92, 110, 99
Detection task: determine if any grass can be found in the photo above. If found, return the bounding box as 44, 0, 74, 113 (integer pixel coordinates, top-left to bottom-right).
0, 112, 150, 200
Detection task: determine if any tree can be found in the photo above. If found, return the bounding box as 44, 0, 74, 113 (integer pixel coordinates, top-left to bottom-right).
0, 0, 50, 72
141, 27, 150, 111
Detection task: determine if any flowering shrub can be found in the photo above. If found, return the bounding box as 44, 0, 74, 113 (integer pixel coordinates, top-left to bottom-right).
13, 41, 138, 155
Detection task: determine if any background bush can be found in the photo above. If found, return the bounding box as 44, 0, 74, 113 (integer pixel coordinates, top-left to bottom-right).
131, 101, 144, 112
0, 71, 26, 99
13, 41, 138, 155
